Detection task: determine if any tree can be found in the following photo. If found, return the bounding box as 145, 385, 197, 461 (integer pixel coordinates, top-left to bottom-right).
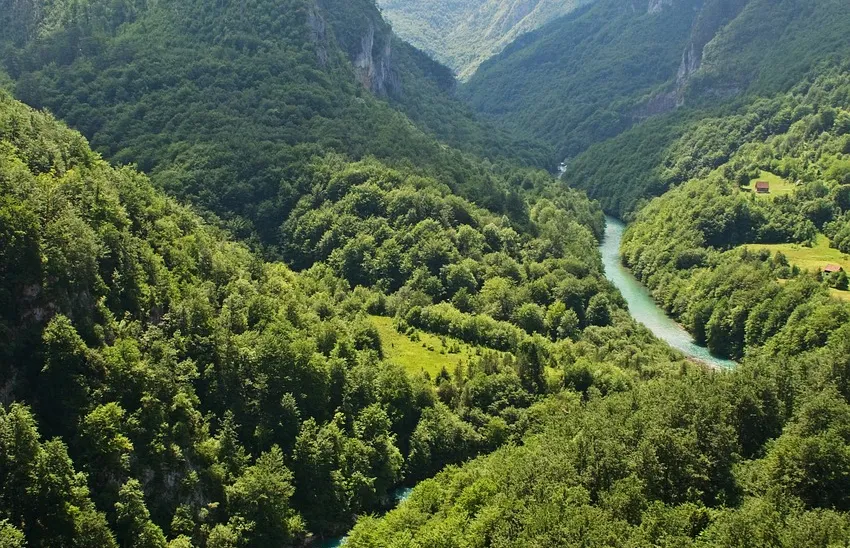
115, 479, 167, 548
0, 521, 24, 548
514, 302, 546, 335
217, 411, 249, 481
227, 446, 305, 547
39, 315, 96, 437
353, 404, 403, 500
517, 337, 547, 394
585, 294, 612, 327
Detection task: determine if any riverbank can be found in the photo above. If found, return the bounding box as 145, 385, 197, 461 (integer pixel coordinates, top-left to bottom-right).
315, 487, 412, 547
600, 216, 736, 370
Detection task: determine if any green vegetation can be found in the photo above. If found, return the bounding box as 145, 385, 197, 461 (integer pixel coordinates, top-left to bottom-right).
0, 0, 555, 254
0, 89, 680, 546
743, 171, 797, 198
370, 315, 481, 377
7, 0, 850, 545
463, 0, 708, 162
378, 0, 595, 80
613, 66, 850, 358
460, 0, 850, 214
741, 234, 850, 274
344, 60, 850, 548
343, 10, 850, 543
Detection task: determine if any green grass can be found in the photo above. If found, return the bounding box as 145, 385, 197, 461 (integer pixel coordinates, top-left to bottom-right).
370, 316, 487, 377
741, 233, 850, 300
742, 171, 797, 198
830, 289, 850, 302
742, 233, 850, 272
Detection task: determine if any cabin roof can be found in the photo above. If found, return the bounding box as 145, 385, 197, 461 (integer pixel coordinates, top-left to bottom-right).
824, 263, 843, 273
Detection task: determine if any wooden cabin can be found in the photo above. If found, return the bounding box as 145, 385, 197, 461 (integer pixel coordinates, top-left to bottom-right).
824, 264, 844, 274
755, 181, 770, 194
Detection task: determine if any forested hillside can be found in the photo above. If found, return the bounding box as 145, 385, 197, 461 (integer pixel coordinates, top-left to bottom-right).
7, 0, 850, 546
0, 89, 688, 546
343, 66, 850, 548
617, 65, 850, 357
462, 0, 850, 198
0, 0, 554, 254
377, 0, 595, 80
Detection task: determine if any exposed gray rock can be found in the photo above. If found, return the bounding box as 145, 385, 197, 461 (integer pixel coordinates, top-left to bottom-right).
647, 0, 674, 14
353, 21, 401, 97
307, 3, 329, 67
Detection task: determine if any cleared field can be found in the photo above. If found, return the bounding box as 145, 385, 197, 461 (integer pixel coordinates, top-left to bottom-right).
742, 234, 850, 272
370, 315, 481, 377
830, 289, 850, 302
741, 233, 850, 299
742, 171, 797, 198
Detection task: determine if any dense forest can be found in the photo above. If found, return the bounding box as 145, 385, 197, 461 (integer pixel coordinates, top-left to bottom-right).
0, 89, 684, 546
0, 0, 554, 254
619, 64, 850, 358
343, 66, 850, 548
6, 0, 850, 546
463, 0, 850, 189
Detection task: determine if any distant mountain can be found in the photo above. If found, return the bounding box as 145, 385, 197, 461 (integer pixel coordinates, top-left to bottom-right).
378, 0, 596, 80
457, 0, 850, 212
0, 0, 553, 252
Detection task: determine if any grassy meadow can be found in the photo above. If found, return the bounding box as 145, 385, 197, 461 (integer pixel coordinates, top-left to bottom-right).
742, 171, 797, 198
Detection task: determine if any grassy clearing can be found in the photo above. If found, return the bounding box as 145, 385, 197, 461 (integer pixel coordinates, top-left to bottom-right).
370, 315, 485, 377
742, 234, 850, 272
742, 170, 797, 198
830, 289, 850, 302
741, 233, 850, 299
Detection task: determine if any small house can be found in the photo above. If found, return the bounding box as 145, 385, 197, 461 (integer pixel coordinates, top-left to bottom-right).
755, 181, 770, 194
824, 264, 844, 274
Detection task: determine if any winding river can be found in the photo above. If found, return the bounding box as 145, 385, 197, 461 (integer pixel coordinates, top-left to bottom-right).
601, 216, 736, 369
318, 215, 731, 547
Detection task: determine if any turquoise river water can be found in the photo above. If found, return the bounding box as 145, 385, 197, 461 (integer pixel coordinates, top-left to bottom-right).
601, 216, 736, 369
318, 216, 732, 548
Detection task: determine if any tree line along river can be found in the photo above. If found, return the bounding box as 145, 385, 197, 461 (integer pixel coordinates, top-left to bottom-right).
318, 216, 734, 547
601, 216, 736, 370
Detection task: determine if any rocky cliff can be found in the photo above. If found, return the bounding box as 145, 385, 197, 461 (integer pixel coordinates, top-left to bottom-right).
314, 0, 402, 96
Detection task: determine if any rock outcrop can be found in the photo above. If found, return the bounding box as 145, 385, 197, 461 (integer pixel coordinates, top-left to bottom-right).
352, 21, 401, 97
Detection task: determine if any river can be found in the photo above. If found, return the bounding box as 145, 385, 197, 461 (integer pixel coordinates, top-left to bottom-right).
600, 216, 736, 369
316, 488, 412, 548
318, 216, 729, 547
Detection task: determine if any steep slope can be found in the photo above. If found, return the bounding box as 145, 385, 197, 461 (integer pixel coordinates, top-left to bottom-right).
0, 87, 693, 546
565, 0, 850, 216
377, 0, 596, 80
461, 0, 714, 161
342, 66, 850, 548
462, 0, 850, 176
0, 0, 553, 253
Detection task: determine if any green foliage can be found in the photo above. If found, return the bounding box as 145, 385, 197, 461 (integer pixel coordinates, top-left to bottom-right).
0, 0, 553, 253
115, 479, 168, 548
462, 0, 712, 160
225, 446, 304, 546
0, 404, 117, 548
0, 93, 608, 543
